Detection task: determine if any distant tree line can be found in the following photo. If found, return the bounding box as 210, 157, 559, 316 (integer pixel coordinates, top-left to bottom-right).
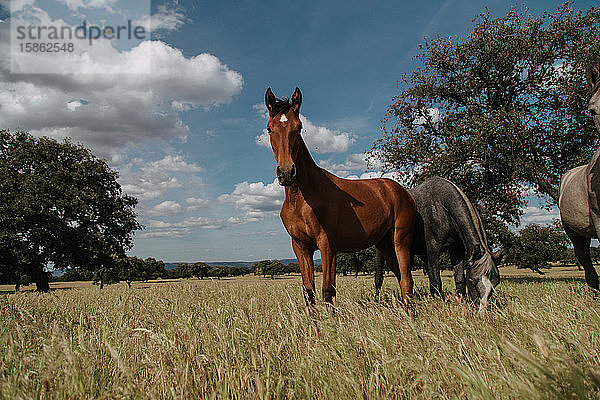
167, 263, 251, 280
249, 248, 379, 279
250, 260, 300, 279
337, 247, 377, 276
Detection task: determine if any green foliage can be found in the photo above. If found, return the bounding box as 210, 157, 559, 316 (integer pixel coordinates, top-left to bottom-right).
336, 247, 377, 276
206, 266, 224, 279
0, 130, 141, 291
168, 263, 250, 279
191, 262, 211, 279
285, 263, 300, 274
590, 247, 600, 265
251, 260, 286, 279
372, 3, 600, 246
507, 221, 570, 271
53, 269, 94, 282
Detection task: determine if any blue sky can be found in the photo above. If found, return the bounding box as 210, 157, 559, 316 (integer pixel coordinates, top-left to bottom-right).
0, 0, 595, 262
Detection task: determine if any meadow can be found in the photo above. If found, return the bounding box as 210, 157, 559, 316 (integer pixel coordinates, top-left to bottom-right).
1, 267, 599, 399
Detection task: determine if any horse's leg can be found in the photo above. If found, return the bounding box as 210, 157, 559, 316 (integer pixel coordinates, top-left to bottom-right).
424, 243, 443, 298
292, 239, 316, 306
393, 227, 414, 304
318, 239, 337, 309
564, 224, 599, 290
374, 248, 385, 298
376, 232, 404, 297
450, 246, 466, 297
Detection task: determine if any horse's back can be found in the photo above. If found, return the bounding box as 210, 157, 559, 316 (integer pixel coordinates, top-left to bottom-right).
410, 177, 485, 253
330, 174, 414, 211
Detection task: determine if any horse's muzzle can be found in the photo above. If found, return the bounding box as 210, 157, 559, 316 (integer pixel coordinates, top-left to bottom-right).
276, 164, 296, 186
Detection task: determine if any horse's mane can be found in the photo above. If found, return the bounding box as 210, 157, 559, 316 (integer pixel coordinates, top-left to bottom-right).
470, 251, 494, 280
271, 97, 292, 116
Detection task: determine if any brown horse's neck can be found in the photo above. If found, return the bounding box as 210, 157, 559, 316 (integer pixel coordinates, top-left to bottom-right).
285, 137, 325, 198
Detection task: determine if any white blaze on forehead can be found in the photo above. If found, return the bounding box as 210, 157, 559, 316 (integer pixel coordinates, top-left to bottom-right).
280, 114, 288, 123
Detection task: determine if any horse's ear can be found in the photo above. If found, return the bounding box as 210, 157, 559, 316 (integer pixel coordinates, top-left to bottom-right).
586, 65, 600, 88
291, 87, 302, 114
265, 87, 276, 117
491, 248, 506, 266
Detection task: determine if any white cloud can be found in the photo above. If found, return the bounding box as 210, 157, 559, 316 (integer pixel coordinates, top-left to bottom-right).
319, 153, 384, 177
0, 14, 243, 151
218, 179, 284, 224
139, 214, 227, 238
181, 216, 225, 230
520, 206, 559, 227
253, 102, 269, 120
141, 154, 204, 174
146, 219, 175, 229
185, 197, 210, 209
147, 200, 184, 216
55, 0, 118, 11
4, 0, 35, 12
255, 113, 354, 154
344, 170, 405, 184
135, 4, 189, 33
413, 108, 441, 126
120, 175, 182, 202
147, 216, 225, 230
118, 154, 203, 201
66, 100, 85, 112
138, 227, 191, 239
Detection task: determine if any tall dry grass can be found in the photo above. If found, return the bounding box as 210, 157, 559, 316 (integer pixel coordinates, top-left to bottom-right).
1, 275, 599, 399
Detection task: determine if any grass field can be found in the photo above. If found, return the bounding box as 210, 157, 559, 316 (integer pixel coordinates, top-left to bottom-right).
1, 266, 599, 399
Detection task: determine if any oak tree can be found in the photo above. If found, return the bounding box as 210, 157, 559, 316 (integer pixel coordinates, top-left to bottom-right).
371, 3, 600, 245
0, 130, 141, 291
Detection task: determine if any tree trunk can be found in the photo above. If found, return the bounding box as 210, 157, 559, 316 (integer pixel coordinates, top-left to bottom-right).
530, 176, 559, 203
15, 282, 20, 292
35, 267, 50, 292
126, 281, 132, 288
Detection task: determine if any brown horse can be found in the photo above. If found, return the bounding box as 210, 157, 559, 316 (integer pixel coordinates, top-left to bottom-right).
264, 87, 416, 306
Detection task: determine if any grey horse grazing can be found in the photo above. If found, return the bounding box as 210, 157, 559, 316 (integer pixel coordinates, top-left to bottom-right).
558, 65, 600, 291
375, 176, 501, 312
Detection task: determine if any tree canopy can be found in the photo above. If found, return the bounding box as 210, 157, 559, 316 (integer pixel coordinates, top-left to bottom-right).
0, 130, 141, 291
506, 221, 570, 272
371, 3, 600, 244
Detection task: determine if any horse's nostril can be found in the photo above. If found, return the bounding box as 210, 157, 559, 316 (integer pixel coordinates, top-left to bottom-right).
276, 166, 282, 176
291, 164, 296, 178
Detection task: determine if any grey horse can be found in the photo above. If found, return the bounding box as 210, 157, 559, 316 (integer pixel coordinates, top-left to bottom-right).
375, 176, 501, 312
558, 65, 600, 291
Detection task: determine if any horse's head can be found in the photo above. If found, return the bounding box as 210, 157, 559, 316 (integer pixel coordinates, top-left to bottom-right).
586, 65, 600, 131
469, 251, 501, 313
264, 87, 303, 186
